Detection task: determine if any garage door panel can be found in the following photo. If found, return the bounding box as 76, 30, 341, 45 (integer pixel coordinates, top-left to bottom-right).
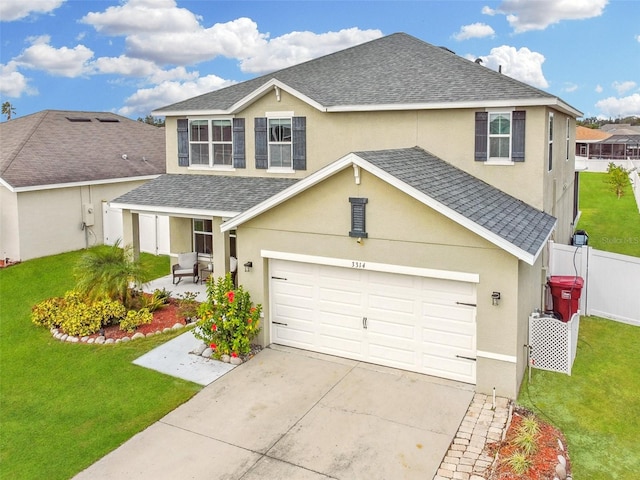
270, 259, 477, 384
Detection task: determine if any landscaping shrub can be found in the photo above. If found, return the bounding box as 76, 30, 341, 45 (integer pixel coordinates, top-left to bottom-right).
194, 273, 261, 357
119, 308, 153, 333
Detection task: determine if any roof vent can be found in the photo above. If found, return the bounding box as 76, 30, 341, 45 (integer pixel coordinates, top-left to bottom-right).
96, 117, 120, 123
66, 117, 92, 122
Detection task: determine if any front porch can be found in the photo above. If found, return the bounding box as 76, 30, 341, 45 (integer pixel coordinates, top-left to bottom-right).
142, 274, 208, 303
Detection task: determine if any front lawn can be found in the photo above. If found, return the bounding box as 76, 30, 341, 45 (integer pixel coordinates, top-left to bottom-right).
0, 250, 202, 480
577, 172, 640, 257
518, 316, 640, 479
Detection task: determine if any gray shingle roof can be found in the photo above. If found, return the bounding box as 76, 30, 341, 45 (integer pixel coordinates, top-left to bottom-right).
112, 174, 298, 213
354, 147, 556, 257
156, 33, 566, 113
0, 110, 165, 189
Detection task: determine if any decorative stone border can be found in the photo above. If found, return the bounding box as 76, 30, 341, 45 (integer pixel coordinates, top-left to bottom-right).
190, 342, 244, 365
49, 323, 188, 344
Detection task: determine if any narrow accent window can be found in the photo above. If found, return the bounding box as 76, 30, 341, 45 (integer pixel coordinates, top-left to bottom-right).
193, 219, 213, 255
349, 198, 368, 238
489, 113, 511, 159
268, 118, 292, 168
548, 113, 554, 171
566, 117, 570, 161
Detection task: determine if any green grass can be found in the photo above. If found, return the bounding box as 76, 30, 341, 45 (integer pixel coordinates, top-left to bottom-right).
518, 316, 640, 479
0, 250, 202, 480
577, 172, 640, 257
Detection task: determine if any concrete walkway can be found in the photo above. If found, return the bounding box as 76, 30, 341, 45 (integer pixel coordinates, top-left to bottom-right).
74, 345, 475, 480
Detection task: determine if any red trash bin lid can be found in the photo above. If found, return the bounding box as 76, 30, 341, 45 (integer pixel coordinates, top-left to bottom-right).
549, 276, 584, 288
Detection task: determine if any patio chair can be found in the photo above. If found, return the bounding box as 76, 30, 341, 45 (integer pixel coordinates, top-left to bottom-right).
172, 252, 199, 284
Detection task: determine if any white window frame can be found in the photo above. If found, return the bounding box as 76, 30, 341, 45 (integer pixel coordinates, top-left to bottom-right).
188, 118, 235, 171
548, 112, 554, 172
266, 111, 294, 173
486, 110, 514, 165
193, 218, 213, 258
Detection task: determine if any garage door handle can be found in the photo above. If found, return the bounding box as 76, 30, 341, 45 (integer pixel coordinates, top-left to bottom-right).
273, 321, 288, 326
271, 276, 287, 281
456, 301, 477, 307
456, 355, 477, 362
363, 317, 367, 329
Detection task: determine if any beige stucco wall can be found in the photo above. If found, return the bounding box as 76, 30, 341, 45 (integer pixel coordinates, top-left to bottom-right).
5, 180, 150, 262
234, 167, 539, 397
164, 91, 577, 245
0, 186, 20, 262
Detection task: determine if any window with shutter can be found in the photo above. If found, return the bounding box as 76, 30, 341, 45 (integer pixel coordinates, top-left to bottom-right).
349, 198, 368, 238
255, 117, 268, 169
475, 110, 526, 163
183, 118, 238, 168
256, 115, 306, 171
233, 118, 245, 168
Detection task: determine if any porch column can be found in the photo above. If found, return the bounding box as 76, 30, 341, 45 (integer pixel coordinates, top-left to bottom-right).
212, 217, 230, 280
121, 209, 141, 260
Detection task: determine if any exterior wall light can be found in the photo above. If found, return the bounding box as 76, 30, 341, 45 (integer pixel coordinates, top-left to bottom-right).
243, 261, 253, 272
492, 292, 501, 306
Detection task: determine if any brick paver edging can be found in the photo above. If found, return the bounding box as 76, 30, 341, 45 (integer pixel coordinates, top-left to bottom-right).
434, 393, 511, 480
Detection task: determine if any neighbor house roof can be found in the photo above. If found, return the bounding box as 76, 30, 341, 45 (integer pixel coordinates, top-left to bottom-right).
0, 110, 166, 191
576, 126, 612, 142
154, 33, 581, 117
222, 147, 556, 265
110, 174, 299, 218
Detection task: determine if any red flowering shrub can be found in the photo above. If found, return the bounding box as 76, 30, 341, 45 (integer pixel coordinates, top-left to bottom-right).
194, 273, 261, 357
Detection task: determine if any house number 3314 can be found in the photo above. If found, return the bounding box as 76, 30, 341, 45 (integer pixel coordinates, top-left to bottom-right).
351, 261, 366, 269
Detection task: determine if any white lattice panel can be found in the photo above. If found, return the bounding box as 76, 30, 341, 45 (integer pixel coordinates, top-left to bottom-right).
529, 313, 580, 375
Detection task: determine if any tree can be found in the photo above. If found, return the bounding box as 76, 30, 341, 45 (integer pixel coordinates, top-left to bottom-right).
74, 240, 146, 309
606, 162, 630, 199
2, 102, 16, 120
137, 115, 165, 127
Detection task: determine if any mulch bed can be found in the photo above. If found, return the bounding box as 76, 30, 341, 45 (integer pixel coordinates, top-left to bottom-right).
487, 407, 570, 479
86, 299, 188, 341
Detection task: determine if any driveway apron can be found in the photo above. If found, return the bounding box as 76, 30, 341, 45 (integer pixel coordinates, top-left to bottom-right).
74, 345, 474, 480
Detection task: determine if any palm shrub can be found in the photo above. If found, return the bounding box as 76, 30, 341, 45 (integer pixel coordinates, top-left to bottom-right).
74, 240, 145, 309
194, 273, 261, 357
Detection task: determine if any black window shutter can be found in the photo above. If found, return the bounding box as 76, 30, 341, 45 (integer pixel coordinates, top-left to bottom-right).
233, 118, 245, 168
512, 110, 526, 162
349, 198, 368, 238
292, 116, 306, 170
474, 112, 488, 161
177, 119, 189, 167
255, 117, 268, 169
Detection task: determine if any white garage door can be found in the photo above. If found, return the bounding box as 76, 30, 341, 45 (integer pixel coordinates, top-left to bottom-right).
270, 259, 477, 384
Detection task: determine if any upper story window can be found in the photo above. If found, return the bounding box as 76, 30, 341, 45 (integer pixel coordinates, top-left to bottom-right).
255, 115, 306, 171
177, 118, 245, 169
268, 118, 292, 168
189, 119, 232, 167
548, 112, 554, 171
475, 110, 525, 164
489, 113, 511, 160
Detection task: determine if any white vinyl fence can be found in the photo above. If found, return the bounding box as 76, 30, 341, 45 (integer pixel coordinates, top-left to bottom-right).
549, 241, 640, 326
102, 202, 170, 255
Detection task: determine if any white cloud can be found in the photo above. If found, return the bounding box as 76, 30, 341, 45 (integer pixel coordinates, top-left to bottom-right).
0, 0, 65, 22
563, 82, 578, 93
595, 93, 640, 118
453, 23, 495, 41
92, 55, 198, 84
612, 80, 637, 95
0, 61, 37, 97
477, 45, 549, 88
239, 27, 383, 74
595, 84, 603, 93
15, 36, 94, 77
118, 75, 236, 117
485, 0, 608, 33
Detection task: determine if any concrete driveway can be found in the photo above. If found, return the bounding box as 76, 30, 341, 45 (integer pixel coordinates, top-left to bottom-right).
74, 345, 474, 480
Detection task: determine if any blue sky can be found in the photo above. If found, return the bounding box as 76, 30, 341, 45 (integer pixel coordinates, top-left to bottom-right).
1, 0, 638, 121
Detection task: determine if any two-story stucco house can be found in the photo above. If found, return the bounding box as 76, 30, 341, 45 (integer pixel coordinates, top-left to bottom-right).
112, 33, 582, 398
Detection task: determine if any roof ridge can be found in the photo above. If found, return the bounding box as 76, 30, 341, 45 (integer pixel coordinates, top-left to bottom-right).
0, 111, 48, 177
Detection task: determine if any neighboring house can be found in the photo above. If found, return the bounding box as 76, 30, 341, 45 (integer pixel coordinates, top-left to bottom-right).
112, 33, 582, 398
576, 124, 640, 160
0, 110, 165, 262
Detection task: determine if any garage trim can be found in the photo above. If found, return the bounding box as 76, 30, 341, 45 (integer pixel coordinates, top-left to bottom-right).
262, 250, 479, 283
